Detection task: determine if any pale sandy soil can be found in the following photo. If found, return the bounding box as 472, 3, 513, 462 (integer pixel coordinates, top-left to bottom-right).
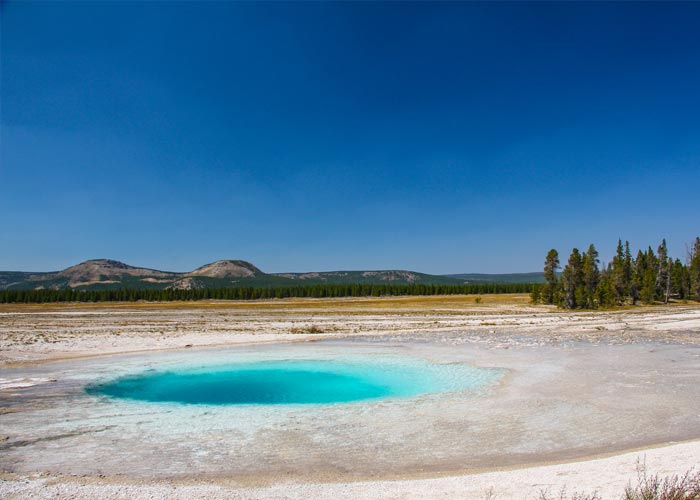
1, 296, 699, 365
1, 440, 698, 499
1, 296, 699, 499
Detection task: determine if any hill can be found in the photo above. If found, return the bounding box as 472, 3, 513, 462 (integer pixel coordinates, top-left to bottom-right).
0, 259, 471, 291
444, 272, 546, 284
272, 270, 460, 285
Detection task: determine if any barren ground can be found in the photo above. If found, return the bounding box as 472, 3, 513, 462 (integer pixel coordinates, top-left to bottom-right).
1, 295, 699, 499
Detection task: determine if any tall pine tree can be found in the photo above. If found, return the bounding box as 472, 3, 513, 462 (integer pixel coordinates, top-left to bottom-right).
596, 262, 617, 308
582, 244, 600, 308
542, 249, 560, 304
671, 258, 690, 300
641, 247, 658, 303
560, 248, 584, 309
690, 237, 700, 301
612, 239, 628, 304
656, 239, 671, 303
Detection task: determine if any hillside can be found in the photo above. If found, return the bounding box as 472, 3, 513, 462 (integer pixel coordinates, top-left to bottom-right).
0, 259, 470, 291
272, 270, 461, 285
444, 272, 546, 284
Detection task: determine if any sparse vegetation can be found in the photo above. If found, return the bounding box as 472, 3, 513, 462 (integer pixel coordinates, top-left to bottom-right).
624, 462, 700, 500
518, 462, 700, 500
289, 324, 326, 334
537, 489, 602, 500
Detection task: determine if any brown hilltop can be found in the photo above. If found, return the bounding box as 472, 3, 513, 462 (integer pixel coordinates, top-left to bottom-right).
25, 259, 264, 289
42, 259, 175, 288
186, 260, 262, 279
56, 259, 173, 281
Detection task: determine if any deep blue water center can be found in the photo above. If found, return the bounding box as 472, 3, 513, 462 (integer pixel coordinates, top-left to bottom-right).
87, 359, 498, 406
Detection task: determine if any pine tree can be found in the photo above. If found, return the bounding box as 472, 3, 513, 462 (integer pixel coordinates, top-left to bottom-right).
612, 239, 628, 304
671, 258, 689, 300
656, 239, 671, 303
631, 249, 646, 305
542, 249, 560, 304
641, 247, 658, 303
690, 237, 700, 302
596, 263, 617, 308
560, 248, 584, 309
622, 241, 633, 303
530, 285, 542, 304
582, 244, 600, 308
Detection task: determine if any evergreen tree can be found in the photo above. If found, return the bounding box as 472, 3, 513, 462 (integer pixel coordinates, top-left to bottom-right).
641, 247, 658, 303
582, 244, 600, 308
623, 241, 633, 294
560, 248, 584, 309
631, 249, 646, 305
534, 236, 698, 309
671, 258, 690, 300
542, 249, 560, 304
612, 239, 626, 304
690, 237, 700, 302
656, 239, 671, 303
595, 263, 616, 308
612, 239, 633, 305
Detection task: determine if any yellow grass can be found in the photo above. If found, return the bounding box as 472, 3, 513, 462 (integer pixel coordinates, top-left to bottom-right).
1, 295, 695, 316
0, 294, 532, 313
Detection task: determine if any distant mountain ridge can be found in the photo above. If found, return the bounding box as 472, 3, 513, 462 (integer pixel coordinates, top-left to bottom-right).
0, 259, 544, 291
445, 272, 546, 284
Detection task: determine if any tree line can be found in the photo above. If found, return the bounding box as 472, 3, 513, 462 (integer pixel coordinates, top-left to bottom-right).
0, 282, 538, 304
531, 237, 700, 309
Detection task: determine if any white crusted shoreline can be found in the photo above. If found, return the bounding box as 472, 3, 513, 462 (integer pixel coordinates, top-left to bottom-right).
2, 440, 699, 499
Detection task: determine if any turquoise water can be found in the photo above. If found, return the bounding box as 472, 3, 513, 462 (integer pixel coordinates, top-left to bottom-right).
87, 358, 498, 405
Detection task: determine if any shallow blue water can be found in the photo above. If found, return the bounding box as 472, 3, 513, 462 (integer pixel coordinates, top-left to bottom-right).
87, 358, 498, 405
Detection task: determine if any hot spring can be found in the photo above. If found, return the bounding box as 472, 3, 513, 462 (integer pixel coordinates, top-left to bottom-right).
86, 357, 500, 406
5, 340, 699, 482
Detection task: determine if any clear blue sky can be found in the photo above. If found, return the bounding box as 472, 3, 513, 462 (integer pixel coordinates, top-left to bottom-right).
2, 1, 699, 274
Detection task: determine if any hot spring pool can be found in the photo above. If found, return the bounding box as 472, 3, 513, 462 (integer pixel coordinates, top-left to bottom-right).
86, 358, 499, 405
7, 340, 699, 482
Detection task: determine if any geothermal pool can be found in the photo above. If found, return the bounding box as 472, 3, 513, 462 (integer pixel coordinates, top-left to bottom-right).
87, 358, 499, 405
2, 339, 700, 481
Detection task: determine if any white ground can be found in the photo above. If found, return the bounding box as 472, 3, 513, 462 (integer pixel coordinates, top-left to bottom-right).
1, 298, 699, 499
2, 440, 698, 499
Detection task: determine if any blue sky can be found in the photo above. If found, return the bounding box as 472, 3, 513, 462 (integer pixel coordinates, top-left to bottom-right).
2, 1, 699, 274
